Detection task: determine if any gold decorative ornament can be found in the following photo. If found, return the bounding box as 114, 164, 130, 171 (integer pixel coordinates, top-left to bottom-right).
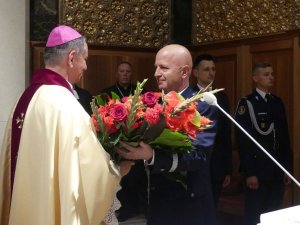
59, 0, 171, 48
192, 0, 298, 44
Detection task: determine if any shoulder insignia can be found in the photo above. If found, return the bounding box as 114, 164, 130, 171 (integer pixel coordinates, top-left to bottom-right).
238, 105, 246, 115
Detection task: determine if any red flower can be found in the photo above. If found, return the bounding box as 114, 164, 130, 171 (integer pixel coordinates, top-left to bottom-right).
142, 92, 160, 107
145, 107, 161, 125
91, 116, 100, 132
164, 91, 182, 109
109, 103, 128, 122
182, 114, 198, 138
165, 113, 183, 131
98, 105, 108, 117
103, 116, 118, 133
153, 103, 163, 113
132, 120, 143, 129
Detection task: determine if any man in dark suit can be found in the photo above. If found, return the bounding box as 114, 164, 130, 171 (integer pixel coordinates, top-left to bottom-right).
73, 84, 93, 115
100, 61, 136, 98
235, 63, 293, 225
192, 54, 232, 206
100, 61, 148, 221
118, 44, 218, 225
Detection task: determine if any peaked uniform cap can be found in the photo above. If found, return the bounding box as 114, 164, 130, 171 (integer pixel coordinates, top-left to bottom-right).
46, 25, 82, 47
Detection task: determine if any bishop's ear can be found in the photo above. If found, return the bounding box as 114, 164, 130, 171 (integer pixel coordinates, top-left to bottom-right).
68, 50, 76, 68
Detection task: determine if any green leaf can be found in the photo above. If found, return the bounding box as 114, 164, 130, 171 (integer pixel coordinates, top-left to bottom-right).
94, 95, 105, 106
111, 91, 121, 100
149, 128, 192, 148
191, 111, 201, 127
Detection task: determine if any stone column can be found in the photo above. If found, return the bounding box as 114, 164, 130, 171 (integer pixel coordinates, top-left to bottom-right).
0, 0, 29, 147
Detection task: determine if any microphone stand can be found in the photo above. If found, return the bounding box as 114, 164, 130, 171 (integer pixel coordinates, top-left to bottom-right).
204, 93, 300, 188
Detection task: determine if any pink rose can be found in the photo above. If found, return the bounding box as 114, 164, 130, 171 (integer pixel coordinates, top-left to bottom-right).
121, 96, 128, 103
145, 107, 161, 125
142, 92, 159, 107
109, 103, 128, 122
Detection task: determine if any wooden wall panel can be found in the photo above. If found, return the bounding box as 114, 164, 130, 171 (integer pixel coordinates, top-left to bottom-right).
214, 56, 237, 114
84, 50, 157, 95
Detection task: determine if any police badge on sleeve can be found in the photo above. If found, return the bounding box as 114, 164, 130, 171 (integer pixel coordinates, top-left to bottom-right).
238, 105, 246, 115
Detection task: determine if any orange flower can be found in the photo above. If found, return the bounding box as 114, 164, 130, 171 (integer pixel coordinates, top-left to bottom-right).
91, 116, 100, 132
200, 116, 212, 127
103, 116, 117, 133
164, 91, 182, 109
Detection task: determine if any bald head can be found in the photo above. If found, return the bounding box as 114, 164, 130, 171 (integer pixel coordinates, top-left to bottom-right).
154, 44, 193, 93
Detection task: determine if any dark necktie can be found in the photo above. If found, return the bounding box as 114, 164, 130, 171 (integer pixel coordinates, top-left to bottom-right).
265, 93, 271, 102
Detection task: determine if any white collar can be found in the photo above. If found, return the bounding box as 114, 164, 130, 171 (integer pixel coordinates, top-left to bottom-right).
197, 83, 212, 91
197, 83, 204, 91
67, 81, 80, 99
179, 86, 189, 94
256, 88, 270, 99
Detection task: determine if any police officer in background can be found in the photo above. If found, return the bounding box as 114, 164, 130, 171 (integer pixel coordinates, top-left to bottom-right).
235, 63, 293, 225
192, 54, 232, 207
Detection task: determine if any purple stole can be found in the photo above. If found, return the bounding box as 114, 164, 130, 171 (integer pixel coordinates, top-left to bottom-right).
11, 68, 73, 191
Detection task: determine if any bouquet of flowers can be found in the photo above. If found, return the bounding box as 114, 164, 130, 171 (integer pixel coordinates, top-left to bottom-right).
91, 79, 221, 162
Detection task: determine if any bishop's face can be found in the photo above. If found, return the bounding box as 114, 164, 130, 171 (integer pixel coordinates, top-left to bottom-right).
69, 42, 88, 84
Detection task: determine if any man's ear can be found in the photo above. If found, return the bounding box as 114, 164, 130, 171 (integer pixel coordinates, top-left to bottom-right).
252, 75, 258, 83
68, 50, 76, 68
181, 65, 191, 79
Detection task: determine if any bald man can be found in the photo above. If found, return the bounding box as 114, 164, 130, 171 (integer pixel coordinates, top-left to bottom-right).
118, 44, 218, 225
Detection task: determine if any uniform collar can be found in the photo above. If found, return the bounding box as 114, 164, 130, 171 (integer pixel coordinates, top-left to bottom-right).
197, 83, 212, 91
179, 86, 189, 94
256, 88, 270, 99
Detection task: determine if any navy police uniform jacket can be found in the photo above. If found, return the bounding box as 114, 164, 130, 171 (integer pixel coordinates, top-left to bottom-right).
147, 86, 218, 225
150, 86, 218, 196
235, 90, 293, 180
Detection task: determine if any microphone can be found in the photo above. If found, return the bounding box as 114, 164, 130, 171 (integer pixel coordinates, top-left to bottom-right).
203, 92, 300, 188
